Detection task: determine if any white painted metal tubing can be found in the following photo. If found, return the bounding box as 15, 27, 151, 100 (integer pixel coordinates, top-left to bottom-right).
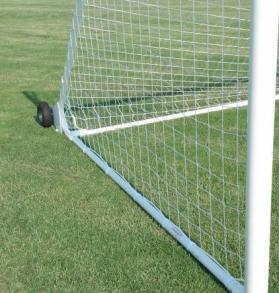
245, 0, 279, 292
63, 130, 244, 293
54, 103, 244, 292
72, 100, 249, 137
72, 96, 279, 137
60, 0, 83, 106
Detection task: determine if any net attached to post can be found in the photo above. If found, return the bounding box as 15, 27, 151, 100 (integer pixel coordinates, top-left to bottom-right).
60, 0, 256, 290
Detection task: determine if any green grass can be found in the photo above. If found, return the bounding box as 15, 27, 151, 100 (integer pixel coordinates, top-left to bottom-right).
84, 107, 248, 281
0, 1, 279, 292
68, 0, 251, 286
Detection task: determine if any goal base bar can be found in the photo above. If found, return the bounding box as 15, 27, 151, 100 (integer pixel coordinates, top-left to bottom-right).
53, 105, 244, 293
65, 130, 244, 293
70, 95, 279, 137
51, 94, 279, 292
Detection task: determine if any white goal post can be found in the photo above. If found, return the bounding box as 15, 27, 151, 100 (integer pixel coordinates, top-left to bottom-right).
52, 0, 279, 292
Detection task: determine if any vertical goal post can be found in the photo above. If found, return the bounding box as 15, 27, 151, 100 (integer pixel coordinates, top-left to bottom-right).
245, 0, 279, 292
37, 0, 279, 292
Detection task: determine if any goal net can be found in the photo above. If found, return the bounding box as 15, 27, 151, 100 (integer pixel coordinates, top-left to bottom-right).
57, 1, 279, 292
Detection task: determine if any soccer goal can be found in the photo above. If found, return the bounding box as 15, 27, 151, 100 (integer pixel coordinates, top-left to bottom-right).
38, 0, 279, 292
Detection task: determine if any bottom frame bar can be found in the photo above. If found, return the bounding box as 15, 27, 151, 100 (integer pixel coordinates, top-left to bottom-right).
53, 94, 279, 292
71, 100, 249, 137
72, 95, 279, 137
62, 125, 244, 293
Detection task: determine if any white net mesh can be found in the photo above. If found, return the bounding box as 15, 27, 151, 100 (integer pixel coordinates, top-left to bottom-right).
60, 0, 269, 285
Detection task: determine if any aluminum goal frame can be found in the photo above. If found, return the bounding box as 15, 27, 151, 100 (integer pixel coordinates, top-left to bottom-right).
53, 0, 279, 292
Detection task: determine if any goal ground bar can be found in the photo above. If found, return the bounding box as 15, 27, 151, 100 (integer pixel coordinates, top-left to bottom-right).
62, 128, 245, 293
71, 95, 279, 137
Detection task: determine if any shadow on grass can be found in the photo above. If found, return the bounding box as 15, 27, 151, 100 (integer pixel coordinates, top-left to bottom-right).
68, 77, 249, 110
22, 91, 42, 125
22, 91, 41, 106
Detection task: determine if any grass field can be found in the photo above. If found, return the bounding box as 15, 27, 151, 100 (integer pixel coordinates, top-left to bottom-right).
1, 1, 279, 292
